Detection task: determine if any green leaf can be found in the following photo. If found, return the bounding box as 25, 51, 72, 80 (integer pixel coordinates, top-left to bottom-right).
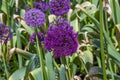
1, 0, 7, 14
9, 48, 34, 61
90, 39, 100, 48
87, 67, 111, 79
70, 17, 79, 32
24, 55, 39, 80
92, 0, 99, 5
70, 63, 77, 76
87, 66, 120, 79
110, 0, 120, 24
59, 65, 66, 80
0, 76, 2, 80
88, 66, 103, 78
9, 0, 15, 7
81, 24, 98, 33
21, 20, 34, 34
8, 67, 26, 80
12, 35, 17, 47
20, 9, 25, 17
45, 52, 56, 80
71, 55, 83, 71
84, 50, 93, 64
115, 24, 120, 41
29, 68, 43, 80
107, 69, 120, 79
108, 45, 120, 66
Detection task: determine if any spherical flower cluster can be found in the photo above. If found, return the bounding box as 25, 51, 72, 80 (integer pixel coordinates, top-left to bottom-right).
29, 31, 44, 44
34, 2, 49, 12
49, 0, 70, 16
0, 24, 12, 43
44, 18, 78, 57
24, 8, 46, 27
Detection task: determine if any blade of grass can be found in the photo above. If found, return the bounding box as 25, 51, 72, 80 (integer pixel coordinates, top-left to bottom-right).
16, 29, 23, 68
5, 0, 10, 25
103, 2, 115, 79
108, 59, 115, 80
99, 0, 107, 80
45, 52, 56, 80
35, 28, 48, 80
65, 57, 72, 80
113, 0, 118, 24
59, 65, 66, 80
30, 0, 33, 8
29, 68, 43, 80
8, 67, 26, 80
1, 43, 9, 79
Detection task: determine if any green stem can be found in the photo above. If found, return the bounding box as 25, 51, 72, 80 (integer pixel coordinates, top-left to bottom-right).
96, 56, 101, 67
65, 57, 71, 80
89, 0, 92, 3
1, 43, 9, 79
53, 59, 60, 71
104, 7, 109, 34
99, 0, 107, 80
60, 57, 71, 80
5, 0, 10, 25
17, 30, 22, 68
35, 28, 48, 80
108, 59, 115, 80
113, 0, 118, 24
60, 57, 66, 65
30, 0, 33, 8
81, 60, 88, 74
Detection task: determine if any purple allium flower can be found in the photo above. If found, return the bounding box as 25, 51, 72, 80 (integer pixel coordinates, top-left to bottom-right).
24, 8, 46, 27
34, 2, 49, 12
0, 24, 12, 43
30, 32, 44, 44
49, 0, 70, 16
44, 18, 78, 57
49, 17, 69, 28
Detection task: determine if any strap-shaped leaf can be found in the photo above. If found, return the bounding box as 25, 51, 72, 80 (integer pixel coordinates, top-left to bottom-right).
59, 65, 66, 80
9, 67, 26, 80
29, 68, 43, 80
24, 55, 40, 80
108, 45, 120, 65
45, 52, 56, 80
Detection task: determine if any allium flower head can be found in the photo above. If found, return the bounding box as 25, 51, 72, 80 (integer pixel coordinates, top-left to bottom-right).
34, 2, 49, 12
45, 18, 78, 57
24, 8, 46, 27
49, 0, 70, 16
49, 17, 69, 28
30, 32, 44, 44
0, 24, 12, 43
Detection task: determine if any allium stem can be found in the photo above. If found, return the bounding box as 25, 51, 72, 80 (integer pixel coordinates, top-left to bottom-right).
113, 0, 118, 24
16, 30, 23, 68
30, 0, 33, 8
65, 57, 72, 80
1, 43, 9, 79
5, 0, 10, 25
53, 58, 60, 71
99, 0, 107, 80
60, 57, 71, 80
35, 28, 48, 80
